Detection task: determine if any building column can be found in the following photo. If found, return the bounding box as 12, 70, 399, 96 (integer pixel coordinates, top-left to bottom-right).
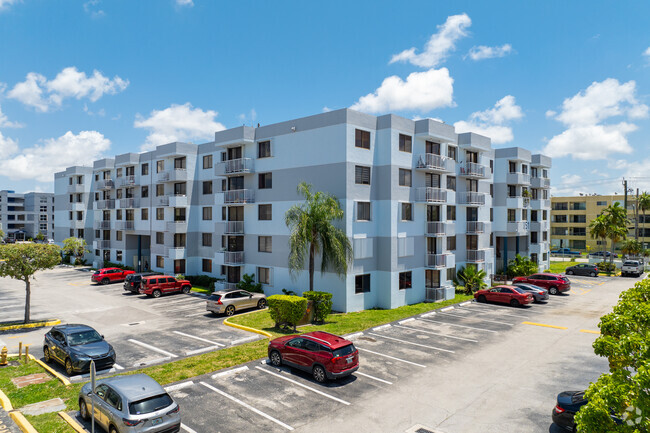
503, 237, 508, 274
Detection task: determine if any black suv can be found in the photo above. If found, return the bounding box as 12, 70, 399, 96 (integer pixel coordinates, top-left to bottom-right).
123, 272, 162, 293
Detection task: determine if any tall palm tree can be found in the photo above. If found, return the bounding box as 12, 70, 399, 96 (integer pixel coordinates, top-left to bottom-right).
588, 214, 609, 255
639, 191, 650, 246
603, 202, 628, 263
620, 239, 642, 259
285, 182, 353, 291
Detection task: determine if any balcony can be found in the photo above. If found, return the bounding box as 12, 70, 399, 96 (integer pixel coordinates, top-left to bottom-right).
507, 221, 528, 233
94, 221, 112, 230
416, 154, 455, 173
169, 195, 188, 207
459, 162, 488, 178
506, 172, 531, 185
70, 202, 85, 211
94, 240, 111, 249
218, 221, 244, 234
116, 175, 136, 187
67, 183, 85, 193
165, 247, 186, 260
157, 169, 187, 182
216, 158, 255, 176
467, 249, 486, 262
466, 221, 486, 233
531, 199, 551, 209
166, 221, 188, 232
215, 281, 240, 291
70, 220, 85, 229
224, 189, 255, 204
426, 253, 454, 269
425, 221, 454, 236
506, 196, 530, 208
95, 199, 115, 210
155, 196, 170, 206
425, 286, 454, 302
96, 179, 114, 190
458, 192, 486, 205
531, 177, 551, 188
119, 198, 139, 209
530, 221, 549, 232
115, 221, 135, 231
223, 251, 245, 264
416, 187, 447, 203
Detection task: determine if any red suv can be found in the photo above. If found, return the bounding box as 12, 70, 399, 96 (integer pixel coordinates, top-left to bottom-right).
139, 275, 192, 298
474, 285, 534, 307
268, 331, 359, 383
512, 273, 571, 295
91, 267, 135, 285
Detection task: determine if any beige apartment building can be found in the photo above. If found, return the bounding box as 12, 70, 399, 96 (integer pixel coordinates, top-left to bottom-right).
550, 194, 650, 252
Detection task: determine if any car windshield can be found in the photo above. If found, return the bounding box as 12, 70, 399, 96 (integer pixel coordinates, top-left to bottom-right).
93, 271, 100, 275
128, 393, 173, 415
624, 261, 639, 266
68, 330, 103, 346
208, 294, 221, 301
333, 343, 356, 357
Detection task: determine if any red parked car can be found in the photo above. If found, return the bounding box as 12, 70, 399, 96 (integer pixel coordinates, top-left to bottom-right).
474, 285, 534, 307
268, 331, 359, 383
512, 273, 571, 295
91, 267, 135, 285
139, 275, 192, 298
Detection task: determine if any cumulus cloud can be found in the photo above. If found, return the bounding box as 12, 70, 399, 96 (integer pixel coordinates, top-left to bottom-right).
453, 95, 523, 144
0, 131, 110, 182
0, 0, 19, 11
551, 174, 588, 196
0, 104, 24, 128
466, 44, 512, 61
389, 14, 471, 68
7, 67, 128, 112
544, 78, 648, 160
134, 103, 226, 151
0, 131, 19, 159
644, 47, 650, 57
83, 0, 105, 18
176, 0, 193, 6
351, 68, 454, 114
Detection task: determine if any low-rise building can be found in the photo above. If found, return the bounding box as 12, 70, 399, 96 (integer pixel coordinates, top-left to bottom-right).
0, 190, 55, 240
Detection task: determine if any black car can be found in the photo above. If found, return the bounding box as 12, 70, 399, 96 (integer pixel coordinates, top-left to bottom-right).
565, 264, 599, 277
590, 251, 618, 258
43, 324, 116, 376
123, 271, 162, 293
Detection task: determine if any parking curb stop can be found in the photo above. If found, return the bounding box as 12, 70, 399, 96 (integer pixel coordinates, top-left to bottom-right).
58, 411, 86, 433
0, 319, 61, 332
9, 410, 39, 433
29, 355, 72, 386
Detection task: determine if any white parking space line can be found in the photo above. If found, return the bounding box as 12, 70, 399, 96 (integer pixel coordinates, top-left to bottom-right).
464, 302, 530, 316
212, 366, 249, 379
355, 371, 393, 385
357, 347, 426, 368
153, 297, 204, 306
173, 331, 225, 347
437, 311, 515, 326
394, 325, 478, 342
113, 363, 124, 370
368, 332, 455, 353
127, 339, 178, 358
0, 304, 22, 310
200, 381, 294, 431
453, 307, 527, 319
184, 311, 212, 317
181, 423, 199, 433
418, 318, 498, 333
231, 336, 258, 345
255, 366, 351, 405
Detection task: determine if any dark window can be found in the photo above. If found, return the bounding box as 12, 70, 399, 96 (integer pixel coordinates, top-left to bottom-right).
355, 274, 370, 293
398, 134, 412, 153
202, 259, 212, 273
258, 236, 272, 253
447, 176, 456, 191
258, 204, 272, 220
399, 271, 412, 290
141, 186, 148, 198
202, 207, 212, 220
202, 233, 212, 247
401, 203, 412, 221
447, 236, 456, 250
203, 181, 212, 195
357, 202, 371, 221
447, 205, 456, 221
258, 267, 270, 284
355, 166, 371, 185
447, 146, 457, 161
258, 173, 272, 189
399, 169, 411, 187
355, 129, 370, 149
258, 141, 271, 158
203, 154, 213, 169
156, 232, 164, 244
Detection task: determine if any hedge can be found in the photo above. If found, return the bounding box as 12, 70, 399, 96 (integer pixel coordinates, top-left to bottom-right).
186, 275, 218, 290
302, 291, 333, 323
596, 262, 617, 274
267, 295, 308, 330
102, 260, 135, 271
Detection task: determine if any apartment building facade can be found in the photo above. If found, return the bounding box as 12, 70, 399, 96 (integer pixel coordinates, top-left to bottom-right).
54, 109, 551, 312
0, 190, 55, 240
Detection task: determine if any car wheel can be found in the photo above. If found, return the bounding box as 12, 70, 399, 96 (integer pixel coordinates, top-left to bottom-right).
152, 289, 162, 298
225, 305, 235, 316
477, 295, 487, 303
510, 299, 520, 307
181, 285, 190, 294
549, 286, 559, 295
257, 299, 267, 309
109, 427, 118, 433
101, 278, 110, 285
312, 365, 326, 383
566, 270, 574, 275
590, 272, 597, 277
43, 347, 51, 363
65, 358, 74, 376
269, 350, 282, 367
79, 399, 90, 421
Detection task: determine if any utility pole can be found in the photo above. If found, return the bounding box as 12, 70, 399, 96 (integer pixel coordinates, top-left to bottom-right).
635, 188, 639, 240
623, 178, 628, 210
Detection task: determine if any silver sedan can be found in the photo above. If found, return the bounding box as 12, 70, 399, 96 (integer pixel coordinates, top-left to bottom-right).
206, 289, 267, 316
513, 283, 549, 302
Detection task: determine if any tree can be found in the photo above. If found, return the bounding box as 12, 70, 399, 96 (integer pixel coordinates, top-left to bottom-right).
506, 254, 539, 278
62, 237, 89, 264
0, 228, 4, 240
455, 265, 487, 295
589, 215, 609, 255
0, 243, 61, 323
603, 203, 629, 263
237, 273, 263, 293
574, 279, 650, 432
620, 239, 643, 259
35, 232, 46, 242
639, 191, 650, 246
285, 182, 352, 291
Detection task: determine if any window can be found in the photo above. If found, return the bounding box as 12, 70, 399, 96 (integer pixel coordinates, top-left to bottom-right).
508, 185, 517, 197
203, 181, 213, 195
447, 205, 456, 220
202, 233, 212, 247
203, 154, 213, 169
446, 176, 456, 191
447, 236, 456, 250
116, 168, 122, 178
39, 214, 48, 221
258, 236, 272, 253
156, 232, 164, 244
489, 160, 494, 174
221, 179, 227, 191
596, 201, 607, 206
116, 250, 123, 262
355, 166, 370, 185
95, 230, 100, 238
156, 208, 164, 220
141, 163, 149, 175
40, 223, 47, 230
399, 271, 412, 290
490, 208, 493, 221
141, 186, 148, 198
258, 173, 272, 189
401, 203, 412, 221
426, 140, 440, 155
399, 169, 412, 187
509, 161, 517, 173
156, 256, 164, 268
39, 205, 47, 212
258, 204, 272, 220
357, 202, 371, 221
258, 267, 271, 285
173, 182, 186, 196
202, 207, 212, 220
174, 157, 186, 169
141, 208, 148, 220
398, 134, 412, 153
156, 184, 164, 196
201, 259, 212, 273
447, 146, 457, 161
258, 141, 271, 158
508, 209, 516, 222
156, 160, 164, 173
355, 274, 370, 294
355, 129, 370, 149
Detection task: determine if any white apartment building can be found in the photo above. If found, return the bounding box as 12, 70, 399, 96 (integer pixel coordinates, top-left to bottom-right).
54, 109, 551, 312
0, 190, 55, 241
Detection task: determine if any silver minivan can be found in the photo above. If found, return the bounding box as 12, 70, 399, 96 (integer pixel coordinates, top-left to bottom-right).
79, 374, 180, 433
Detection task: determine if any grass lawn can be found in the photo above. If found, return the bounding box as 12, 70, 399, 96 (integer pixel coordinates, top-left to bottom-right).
549, 261, 578, 274
191, 285, 212, 295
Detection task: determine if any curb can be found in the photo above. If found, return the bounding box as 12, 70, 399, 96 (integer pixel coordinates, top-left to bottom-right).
9, 411, 38, 433
223, 310, 272, 339
0, 389, 12, 411
58, 411, 86, 433
29, 355, 71, 386
0, 319, 60, 332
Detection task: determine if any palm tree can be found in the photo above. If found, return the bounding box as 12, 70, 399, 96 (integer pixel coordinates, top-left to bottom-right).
620, 239, 643, 259
506, 254, 539, 278
639, 191, 650, 245
455, 265, 487, 295
603, 202, 629, 263
285, 182, 353, 291
588, 215, 609, 255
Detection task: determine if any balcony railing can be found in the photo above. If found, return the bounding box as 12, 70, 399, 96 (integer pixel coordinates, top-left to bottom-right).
224, 251, 245, 264
416, 187, 447, 203
416, 154, 454, 172
95, 240, 111, 249
116, 175, 136, 187
506, 172, 531, 185
425, 221, 454, 236
157, 169, 187, 182
96, 179, 114, 190
216, 158, 255, 176
507, 221, 528, 233
467, 249, 486, 262
459, 162, 488, 178
95, 199, 115, 210
70, 202, 85, 211
426, 254, 450, 268
531, 177, 551, 188
166, 221, 188, 232
67, 184, 85, 193
219, 221, 244, 234
425, 287, 449, 302
169, 195, 188, 207
224, 189, 255, 204
155, 196, 170, 206
165, 247, 186, 259
531, 199, 551, 209
459, 192, 486, 205
94, 221, 112, 230
70, 220, 85, 229
466, 221, 486, 233
530, 221, 549, 231
119, 198, 139, 208
115, 221, 135, 231
215, 281, 240, 291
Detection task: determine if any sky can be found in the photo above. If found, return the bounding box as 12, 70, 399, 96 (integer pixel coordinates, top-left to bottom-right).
0, 0, 649, 196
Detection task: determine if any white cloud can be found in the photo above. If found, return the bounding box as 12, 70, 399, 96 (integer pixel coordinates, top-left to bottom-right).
176, 0, 193, 6
83, 104, 105, 117
544, 78, 648, 160
7, 67, 128, 112
551, 174, 588, 196
467, 44, 512, 61
83, 0, 105, 18
643, 47, 650, 57
0, 131, 110, 182
0, 0, 19, 11
351, 68, 454, 114
134, 103, 226, 151
0, 131, 19, 159
389, 14, 471, 68
453, 95, 523, 144
0, 104, 24, 128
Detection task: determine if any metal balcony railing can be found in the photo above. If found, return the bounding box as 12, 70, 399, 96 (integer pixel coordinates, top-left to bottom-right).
166, 221, 188, 232
155, 196, 170, 206
224, 189, 255, 204
116, 175, 136, 187
96, 179, 114, 190
425, 287, 450, 302
157, 169, 187, 182
426, 254, 448, 268
215, 281, 240, 291
219, 221, 244, 234
459, 192, 486, 205
95, 199, 115, 210
531, 177, 551, 188
459, 162, 488, 177
95, 221, 112, 230
216, 158, 255, 176
506, 172, 531, 185
223, 251, 245, 264
466, 221, 485, 233
507, 221, 528, 233
119, 198, 139, 208
115, 221, 135, 231
416, 187, 447, 203
425, 221, 454, 236
467, 249, 486, 262
416, 154, 454, 172
96, 240, 111, 249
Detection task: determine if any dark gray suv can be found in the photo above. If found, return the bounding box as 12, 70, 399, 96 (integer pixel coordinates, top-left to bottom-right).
43, 324, 116, 376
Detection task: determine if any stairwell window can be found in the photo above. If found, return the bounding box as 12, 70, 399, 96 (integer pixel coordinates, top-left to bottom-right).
258, 141, 271, 158
202, 233, 212, 247
258, 236, 272, 253
399, 134, 412, 153
355, 129, 370, 149
357, 202, 371, 221
355, 166, 370, 185
399, 271, 412, 290
258, 173, 272, 189
355, 274, 370, 293
399, 169, 412, 187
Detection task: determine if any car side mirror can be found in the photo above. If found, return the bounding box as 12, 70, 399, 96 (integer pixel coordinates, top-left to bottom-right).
101, 335, 105, 339
61, 341, 67, 346
249, 295, 253, 298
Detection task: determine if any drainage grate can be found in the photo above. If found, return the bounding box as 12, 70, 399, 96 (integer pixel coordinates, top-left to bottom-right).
416, 429, 435, 433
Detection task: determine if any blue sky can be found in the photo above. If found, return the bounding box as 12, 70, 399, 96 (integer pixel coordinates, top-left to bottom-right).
0, 0, 649, 195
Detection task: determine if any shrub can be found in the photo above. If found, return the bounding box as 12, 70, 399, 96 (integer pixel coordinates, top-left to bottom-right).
185, 275, 218, 290
267, 295, 308, 330
302, 291, 333, 323
237, 273, 263, 293
102, 261, 134, 271
596, 262, 617, 275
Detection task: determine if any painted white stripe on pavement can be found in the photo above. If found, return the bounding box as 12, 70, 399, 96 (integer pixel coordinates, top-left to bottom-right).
372, 324, 391, 331
212, 366, 249, 378
398, 318, 415, 325
438, 311, 515, 326
345, 332, 364, 339
440, 306, 454, 312
127, 339, 178, 357
355, 371, 393, 385
255, 366, 351, 405
200, 381, 294, 431
418, 318, 498, 333
173, 331, 225, 347
460, 301, 472, 306
394, 324, 478, 342
113, 363, 124, 370
357, 347, 426, 368
181, 423, 199, 433
165, 381, 195, 392
420, 312, 436, 318
368, 333, 454, 353
466, 302, 530, 315
457, 306, 528, 319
